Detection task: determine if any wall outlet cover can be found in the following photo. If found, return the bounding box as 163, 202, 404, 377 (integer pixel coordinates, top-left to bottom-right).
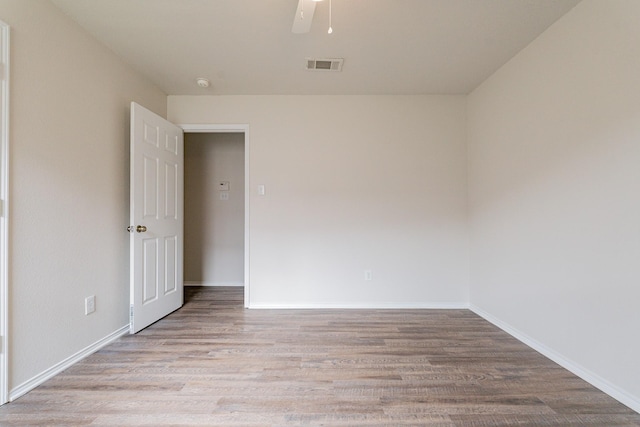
85, 295, 96, 315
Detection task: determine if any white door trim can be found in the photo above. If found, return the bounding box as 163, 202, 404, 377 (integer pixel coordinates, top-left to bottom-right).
179, 124, 250, 308
0, 20, 10, 405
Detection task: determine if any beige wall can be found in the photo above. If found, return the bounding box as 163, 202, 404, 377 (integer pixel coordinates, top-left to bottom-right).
0, 0, 166, 392
170, 95, 469, 308
468, 0, 640, 410
184, 133, 244, 286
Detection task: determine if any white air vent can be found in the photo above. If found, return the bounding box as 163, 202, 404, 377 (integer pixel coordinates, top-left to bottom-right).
306, 58, 344, 72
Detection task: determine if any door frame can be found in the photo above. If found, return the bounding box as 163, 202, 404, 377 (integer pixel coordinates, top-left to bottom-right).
0, 19, 10, 405
180, 124, 250, 308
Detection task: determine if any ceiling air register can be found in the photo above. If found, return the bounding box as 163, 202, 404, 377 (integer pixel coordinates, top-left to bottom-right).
306, 58, 344, 72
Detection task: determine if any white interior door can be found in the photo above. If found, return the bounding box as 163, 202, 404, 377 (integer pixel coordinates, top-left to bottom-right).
129, 102, 184, 333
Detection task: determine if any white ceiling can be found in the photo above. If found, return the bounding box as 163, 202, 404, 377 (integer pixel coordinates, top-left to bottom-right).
51, 0, 581, 96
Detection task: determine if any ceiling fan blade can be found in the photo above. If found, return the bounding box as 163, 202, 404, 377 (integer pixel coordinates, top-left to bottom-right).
292, 0, 317, 34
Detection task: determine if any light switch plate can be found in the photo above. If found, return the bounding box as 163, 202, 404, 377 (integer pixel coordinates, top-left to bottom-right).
219, 181, 230, 191
85, 295, 95, 315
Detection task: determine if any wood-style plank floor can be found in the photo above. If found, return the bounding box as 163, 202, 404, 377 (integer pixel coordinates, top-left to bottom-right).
1, 287, 638, 426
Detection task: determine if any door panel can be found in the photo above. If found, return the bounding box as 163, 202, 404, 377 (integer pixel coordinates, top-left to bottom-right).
165, 161, 178, 219
143, 156, 159, 218
130, 102, 184, 333
142, 238, 158, 303
165, 236, 178, 294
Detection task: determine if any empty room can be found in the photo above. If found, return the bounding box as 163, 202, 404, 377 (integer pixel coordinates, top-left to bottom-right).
0, 0, 638, 425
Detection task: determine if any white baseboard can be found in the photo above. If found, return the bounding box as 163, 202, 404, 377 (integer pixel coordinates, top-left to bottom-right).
9, 325, 129, 402
470, 304, 640, 414
184, 281, 244, 287
249, 302, 469, 309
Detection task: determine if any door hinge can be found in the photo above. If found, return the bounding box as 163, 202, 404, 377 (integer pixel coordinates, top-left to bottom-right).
129, 305, 134, 321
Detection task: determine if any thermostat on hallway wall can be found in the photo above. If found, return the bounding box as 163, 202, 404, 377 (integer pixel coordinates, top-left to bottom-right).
219, 181, 229, 191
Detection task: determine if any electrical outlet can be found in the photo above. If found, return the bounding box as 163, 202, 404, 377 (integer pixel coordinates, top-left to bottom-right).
364, 270, 373, 281
85, 295, 95, 315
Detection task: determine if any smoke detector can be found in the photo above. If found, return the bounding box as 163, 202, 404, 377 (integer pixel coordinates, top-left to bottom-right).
305, 58, 343, 72
196, 78, 210, 88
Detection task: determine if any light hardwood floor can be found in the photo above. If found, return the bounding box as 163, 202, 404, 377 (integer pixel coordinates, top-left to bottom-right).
1, 287, 638, 426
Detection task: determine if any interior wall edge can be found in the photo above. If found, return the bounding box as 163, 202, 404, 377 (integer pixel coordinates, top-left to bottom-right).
470, 304, 640, 414
248, 302, 470, 310
8, 325, 129, 402
184, 282, 244, 287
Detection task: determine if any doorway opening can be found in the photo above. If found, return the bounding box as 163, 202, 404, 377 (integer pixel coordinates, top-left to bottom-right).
180, 125, 249, 307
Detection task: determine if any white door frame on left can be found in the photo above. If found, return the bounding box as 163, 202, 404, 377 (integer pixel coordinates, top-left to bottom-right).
0, 19, 10, 405
180, 124, 250, 308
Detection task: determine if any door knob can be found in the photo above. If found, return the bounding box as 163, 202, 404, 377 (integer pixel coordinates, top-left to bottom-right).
136, 225, 147, 233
